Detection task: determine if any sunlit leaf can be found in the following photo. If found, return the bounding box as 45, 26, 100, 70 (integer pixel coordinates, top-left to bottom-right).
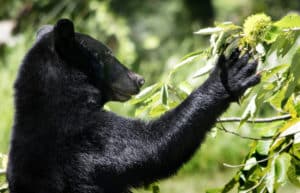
129, 83, 161, 105
0, 183, 8, 192
275, 14, 300, 29
284, 97, 298, 118
256, 140, 272, 156
255, 43, 265, 55
282, 48, 300, 106
279, 120, 300, 138
193, 54, 218, 79
0, 154, 7, 171
192, 63, 214, 78
268, 31, 299, 57
219, 174, 239, 193
241, 94, 258, 123
178, 81, 193, 95
149, 104, 168, 117
205, 188, 222, 193
243, 158, 258, 171
213, 31, 227, 55
134, 104, 150, 117
275, 153, 291, 185
261, 64, 289, 82
263, 25, 280, 44
180, 50, 206, 61
194, 27, 223, 35
265, 159, 275, 193
209, 127, 218, 138
172, 55, 199, 72
134, 92, 161, 116
269, 81, 289, 111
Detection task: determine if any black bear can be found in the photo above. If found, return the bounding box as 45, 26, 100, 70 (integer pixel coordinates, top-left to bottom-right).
7, 19, 260, 193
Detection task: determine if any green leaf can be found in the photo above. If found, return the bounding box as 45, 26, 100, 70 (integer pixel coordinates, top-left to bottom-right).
275, 14, 300, 29
223, 37, 240, 58
282, 48, 300, 106
287, 157, 300, 187
195, 22, 241, 35
134, 104, 150, 117
295, 102, 300, 117
134, 92, 161, 116
262, 63, 289, 82
161, 84, 168, 105
178, 81, 193, 95
241, 94, 258, 124
149, 104, 168, 117
265, 159, 275, 193
268, 81, 288, 111
205, 188, 222, 193
255, 43, 265, 55
220, 174, 239, 193
180, 50, 206, 61
193, 54, 218, 78
256, 140, 272, 156
0, 154, 7, 176
284, 97, 298, 118
275, 153, 291, 185
268, 31, 299, 57
0, 183, 8, 192
213, 31, 227, 55
243, 157, 258, 171
216, 21, 241, 30
192, 62, 214, 78
194, 27, 223, 35
292, 139, 300, 160
172, 55, 200, 72
129, 83, 161, 105
263, 25, 280, 44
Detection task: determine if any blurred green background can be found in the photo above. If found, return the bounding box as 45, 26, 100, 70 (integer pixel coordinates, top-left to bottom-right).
0, 0, 299, 192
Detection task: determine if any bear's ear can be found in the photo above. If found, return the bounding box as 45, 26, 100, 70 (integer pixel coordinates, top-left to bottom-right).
53, 19, 75, 50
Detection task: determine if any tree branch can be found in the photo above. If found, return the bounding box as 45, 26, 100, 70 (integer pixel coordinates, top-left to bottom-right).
217, 114, 291, 123
217, 125, 274, 140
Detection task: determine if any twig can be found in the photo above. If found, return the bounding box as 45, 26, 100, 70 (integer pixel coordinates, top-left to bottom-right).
223, 140, 293, 168
217, 114, 291, 123
217, 126, 274, 140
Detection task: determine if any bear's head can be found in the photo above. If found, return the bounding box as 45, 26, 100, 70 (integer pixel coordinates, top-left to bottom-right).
27, 19, 144, 105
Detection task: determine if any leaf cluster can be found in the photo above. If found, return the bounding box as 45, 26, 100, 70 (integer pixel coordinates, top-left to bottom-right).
129, 13, 300, 193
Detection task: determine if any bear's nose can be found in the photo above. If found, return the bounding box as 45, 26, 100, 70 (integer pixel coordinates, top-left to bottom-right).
128, 72, 145, 88
137, 77, 145, 87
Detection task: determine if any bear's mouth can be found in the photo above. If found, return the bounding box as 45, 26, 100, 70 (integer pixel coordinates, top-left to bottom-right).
111, 88, 139, 102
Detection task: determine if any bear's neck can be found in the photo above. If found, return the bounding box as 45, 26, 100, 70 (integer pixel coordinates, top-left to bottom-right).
14, 84, 103, 132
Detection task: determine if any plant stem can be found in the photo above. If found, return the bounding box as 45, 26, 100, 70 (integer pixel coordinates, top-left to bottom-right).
217, 114, 291, 123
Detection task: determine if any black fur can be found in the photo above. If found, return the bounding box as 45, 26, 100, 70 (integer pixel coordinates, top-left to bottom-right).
7, 19, 260, 193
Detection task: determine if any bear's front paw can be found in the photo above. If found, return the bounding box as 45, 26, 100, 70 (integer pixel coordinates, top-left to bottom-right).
215, 49, 261, 101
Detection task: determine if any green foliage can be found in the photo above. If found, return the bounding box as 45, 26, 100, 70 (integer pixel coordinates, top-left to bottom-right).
129, 13, 300, 192
1, 1, 300, 192
0, 154, 8, 193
